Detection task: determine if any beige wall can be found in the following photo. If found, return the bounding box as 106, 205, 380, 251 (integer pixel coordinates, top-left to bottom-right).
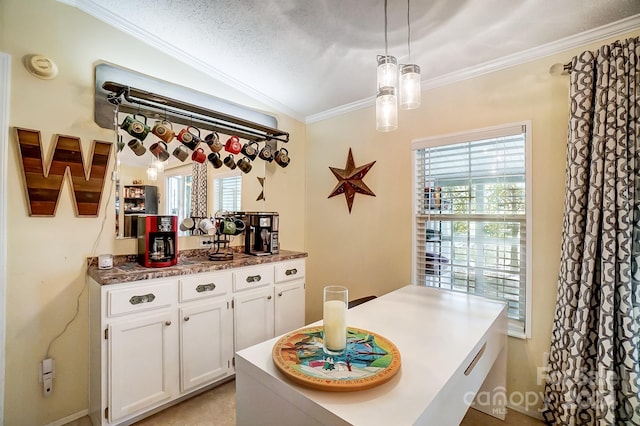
0, 0, 305, 424
305, 28, 640, 416
1, 0, 638, 423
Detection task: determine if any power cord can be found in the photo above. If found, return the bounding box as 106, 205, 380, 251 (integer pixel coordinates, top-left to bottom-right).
44, 122, 117, 359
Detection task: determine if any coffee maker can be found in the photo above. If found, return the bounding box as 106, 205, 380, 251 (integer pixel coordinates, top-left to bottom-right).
138, 215, 178, 267
244, 212, 279, 256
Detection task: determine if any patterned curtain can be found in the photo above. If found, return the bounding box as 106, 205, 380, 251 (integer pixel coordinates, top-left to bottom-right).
191, 161, 207, 218
543, 37, 640, 424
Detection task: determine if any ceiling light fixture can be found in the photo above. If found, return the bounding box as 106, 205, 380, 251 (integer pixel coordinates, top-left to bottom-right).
399, 0, 421, 110
376, 0, 398, 132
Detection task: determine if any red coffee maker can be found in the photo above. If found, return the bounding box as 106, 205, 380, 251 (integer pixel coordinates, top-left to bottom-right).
137, 215, 178, 268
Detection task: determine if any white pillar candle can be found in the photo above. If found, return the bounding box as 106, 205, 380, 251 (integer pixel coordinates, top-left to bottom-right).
323, 300, 347, 351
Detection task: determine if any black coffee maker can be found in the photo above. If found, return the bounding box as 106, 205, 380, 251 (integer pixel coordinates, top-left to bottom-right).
244, 212, 279, 256
138, 215, 178, 267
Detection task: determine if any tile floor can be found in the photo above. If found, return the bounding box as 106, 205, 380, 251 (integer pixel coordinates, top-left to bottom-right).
67, 379, 545, 425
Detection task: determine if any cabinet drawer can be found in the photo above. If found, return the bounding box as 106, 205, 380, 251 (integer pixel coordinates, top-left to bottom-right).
233, 265, 273, 292
274, 260, 305, 283
107, 280, 175, 317
179, 271, 232, 302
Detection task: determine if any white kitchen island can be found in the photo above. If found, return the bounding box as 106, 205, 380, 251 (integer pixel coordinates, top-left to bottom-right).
236, 285, 508, 426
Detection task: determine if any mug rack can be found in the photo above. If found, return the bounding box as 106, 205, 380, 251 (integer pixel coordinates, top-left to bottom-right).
102, 81, 289, 147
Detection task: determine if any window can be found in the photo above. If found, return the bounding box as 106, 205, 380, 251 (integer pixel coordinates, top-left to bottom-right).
164, 165, 192, 233
213, 171, 242, 212
412, 122, 531, 338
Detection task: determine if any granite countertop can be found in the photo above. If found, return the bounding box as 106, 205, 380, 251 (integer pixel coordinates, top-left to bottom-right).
87, 249, 308, 285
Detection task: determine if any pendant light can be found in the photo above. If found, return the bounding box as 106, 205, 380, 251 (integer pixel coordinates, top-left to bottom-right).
376, 0, 398, 132
399, 0, 421, 110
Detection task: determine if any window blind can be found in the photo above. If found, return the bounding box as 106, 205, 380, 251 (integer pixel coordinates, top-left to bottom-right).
413, 125, 529, 336
213, 175, 242, 212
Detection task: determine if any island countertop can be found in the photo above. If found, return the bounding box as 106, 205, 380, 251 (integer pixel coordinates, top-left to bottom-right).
87, 249, 307, 285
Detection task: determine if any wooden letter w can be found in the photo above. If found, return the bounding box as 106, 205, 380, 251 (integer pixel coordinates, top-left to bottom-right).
15, 128, 112, 217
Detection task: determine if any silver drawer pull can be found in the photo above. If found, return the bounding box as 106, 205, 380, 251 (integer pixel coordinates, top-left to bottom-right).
246, 275, 262, 283
196, 283, 216, 293
129, 294, 156, 305
165, 320, 172, 326
285, 268, 298, 276
464, 342, 486, 376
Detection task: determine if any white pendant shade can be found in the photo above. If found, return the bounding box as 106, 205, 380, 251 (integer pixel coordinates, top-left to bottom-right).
400, 64, 421, 110
376, 86, 398, 132
377, 55, 398, 90
146, 164, 158, 181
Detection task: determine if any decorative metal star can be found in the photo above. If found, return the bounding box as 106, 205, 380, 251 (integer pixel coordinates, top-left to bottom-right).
328, 148, 376, 213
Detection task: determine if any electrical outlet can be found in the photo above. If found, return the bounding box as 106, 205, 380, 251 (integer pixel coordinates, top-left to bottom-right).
200, 237, 214, 247
40, 358, 54, 396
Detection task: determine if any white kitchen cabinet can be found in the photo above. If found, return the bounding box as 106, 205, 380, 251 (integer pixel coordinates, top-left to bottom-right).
274, 281, 305, 336
108, 310, 177, 422
179, 298, 233, 392
233, 259, 306, 351
233, 286, 275, 351
274, 259, 306, 336
89, 256, 306, 425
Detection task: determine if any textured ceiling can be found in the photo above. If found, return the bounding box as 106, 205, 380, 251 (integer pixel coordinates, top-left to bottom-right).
72, 0, 640, 121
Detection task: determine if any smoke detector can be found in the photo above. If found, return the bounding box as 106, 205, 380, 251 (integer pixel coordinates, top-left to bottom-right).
23, 54, 58, 80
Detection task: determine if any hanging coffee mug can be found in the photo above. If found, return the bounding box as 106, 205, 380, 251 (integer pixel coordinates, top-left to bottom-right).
258, 145, 274, 162
208, 152, 223, 169
177, 126, 201, 150
223, 154, 237, 169
127, 138, 146, 156
237, 156, 253, 174
274, 147, 290, 168
120, 114, 150, 141
205, 132, 223, 152
150, 141, 170, 162
225, 135, 242, 154
172, 144, 189, 162
151, 120, 176, 143
192, 147, 206, 163
240, 141, 259, 160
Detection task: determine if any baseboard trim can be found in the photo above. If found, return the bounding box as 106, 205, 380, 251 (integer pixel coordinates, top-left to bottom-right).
45, 408, 89, 426
507, 402, 544, 421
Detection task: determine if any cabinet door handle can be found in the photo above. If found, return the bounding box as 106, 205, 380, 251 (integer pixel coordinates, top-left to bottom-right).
464, 342, 486, 376
196, 283, 216, 293
184, 316, 190, 322
129, 293, 156, 305
267, 295, 272, 300
165, 320, 172, 326
285, 268, 298, 276
278, 292, 283, 297
246, 275, 262, 283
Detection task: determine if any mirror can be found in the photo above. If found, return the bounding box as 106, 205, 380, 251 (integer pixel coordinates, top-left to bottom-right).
115, 112, 266, 239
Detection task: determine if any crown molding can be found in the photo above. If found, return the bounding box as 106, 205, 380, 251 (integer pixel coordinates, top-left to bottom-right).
57, 1, 640, 126
305, 14, 640, 124
57, 0, 305, 122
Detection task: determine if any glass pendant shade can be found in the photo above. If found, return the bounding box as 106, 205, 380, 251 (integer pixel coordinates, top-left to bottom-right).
146, 164, 158, 181
400, 64, 421, 110
376, 86, 398, 132
377, 55, 398, 90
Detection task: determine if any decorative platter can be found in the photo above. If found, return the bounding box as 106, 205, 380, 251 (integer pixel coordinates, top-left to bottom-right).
272, 326, 401, 392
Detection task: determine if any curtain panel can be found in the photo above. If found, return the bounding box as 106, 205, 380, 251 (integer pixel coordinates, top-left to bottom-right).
543, 37, 640, 424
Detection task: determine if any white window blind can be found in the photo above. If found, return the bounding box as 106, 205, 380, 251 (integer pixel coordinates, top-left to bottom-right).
413, 123, 530, 337
213, 174, 242, 212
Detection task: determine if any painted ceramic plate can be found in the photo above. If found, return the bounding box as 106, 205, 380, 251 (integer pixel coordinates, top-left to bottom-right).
272, 326, 401, 391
